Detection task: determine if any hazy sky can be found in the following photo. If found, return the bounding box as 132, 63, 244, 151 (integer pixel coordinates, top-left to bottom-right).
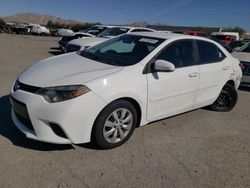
0, 0, 249, 31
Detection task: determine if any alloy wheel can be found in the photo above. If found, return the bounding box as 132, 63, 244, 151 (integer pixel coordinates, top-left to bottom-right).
103, 108, 133, 143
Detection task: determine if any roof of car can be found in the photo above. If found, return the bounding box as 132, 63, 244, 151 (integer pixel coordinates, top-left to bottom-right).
100, 26, 155, 31
128, 31, 183, 39
127, 32, 230, 49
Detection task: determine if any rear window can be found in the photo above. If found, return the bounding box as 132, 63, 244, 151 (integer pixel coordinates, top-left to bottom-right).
196, 40, 226, 64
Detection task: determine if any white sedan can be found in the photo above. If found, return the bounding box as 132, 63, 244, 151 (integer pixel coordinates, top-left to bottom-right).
10, 32, 242, 149
65, 26, 155, 53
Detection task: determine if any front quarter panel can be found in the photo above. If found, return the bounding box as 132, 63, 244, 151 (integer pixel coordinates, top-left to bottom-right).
86, 63, 148, 126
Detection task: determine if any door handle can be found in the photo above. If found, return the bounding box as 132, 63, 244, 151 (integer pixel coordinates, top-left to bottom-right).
188, 72, 198, 78
223, 66, 229, 70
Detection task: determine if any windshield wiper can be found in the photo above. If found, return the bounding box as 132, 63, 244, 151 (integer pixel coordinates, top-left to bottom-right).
80, 51, 120, 66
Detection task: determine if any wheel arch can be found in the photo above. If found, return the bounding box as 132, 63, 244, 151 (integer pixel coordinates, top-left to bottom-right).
226, 80, 236, 87
117, 97, 142, 127
90, 97, 143, 142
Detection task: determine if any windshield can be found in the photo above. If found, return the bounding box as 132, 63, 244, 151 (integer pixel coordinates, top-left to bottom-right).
97, 27, 130, 38
79, 34, 165, 66
84, 26, 107, 36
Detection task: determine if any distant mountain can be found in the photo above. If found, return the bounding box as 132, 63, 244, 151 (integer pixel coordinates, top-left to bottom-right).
2, 13, 84, 25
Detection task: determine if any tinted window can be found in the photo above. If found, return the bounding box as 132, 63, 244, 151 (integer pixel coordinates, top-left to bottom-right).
197, 40, 226, 64
156, 40, 194, 68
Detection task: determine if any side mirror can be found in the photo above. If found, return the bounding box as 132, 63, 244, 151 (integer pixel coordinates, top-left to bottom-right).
154, 59, 175, 72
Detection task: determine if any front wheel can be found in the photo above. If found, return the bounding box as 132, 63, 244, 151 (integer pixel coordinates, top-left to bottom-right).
92, 100, 137, 149
210, 83, 238, 112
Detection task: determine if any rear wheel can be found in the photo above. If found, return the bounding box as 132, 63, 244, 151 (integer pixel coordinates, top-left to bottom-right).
92, 100, 137, 149
210, 83, 238, 112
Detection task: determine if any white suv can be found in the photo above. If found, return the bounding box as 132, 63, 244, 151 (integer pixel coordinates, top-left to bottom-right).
65, 26, 155, 53
10, 32, 242, 149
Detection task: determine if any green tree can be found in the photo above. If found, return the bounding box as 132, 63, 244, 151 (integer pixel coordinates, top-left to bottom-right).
0, 18, 5, 32
0, 18, 5, 26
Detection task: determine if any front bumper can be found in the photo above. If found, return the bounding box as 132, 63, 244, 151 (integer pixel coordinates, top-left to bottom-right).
10, 88, 107, 144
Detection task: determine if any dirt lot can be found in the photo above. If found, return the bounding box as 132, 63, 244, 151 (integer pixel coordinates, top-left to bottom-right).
0, 33, 250, 188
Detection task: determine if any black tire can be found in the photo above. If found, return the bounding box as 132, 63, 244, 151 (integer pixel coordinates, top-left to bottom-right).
92, 100, 137, 149
210, 83, 238, 112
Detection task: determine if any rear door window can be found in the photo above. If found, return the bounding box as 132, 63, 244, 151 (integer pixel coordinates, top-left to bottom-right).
196, 40, 226, 64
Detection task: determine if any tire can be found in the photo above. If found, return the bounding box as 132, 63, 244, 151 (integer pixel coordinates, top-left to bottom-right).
92, 100, 137, 149
210, 83, 238, 112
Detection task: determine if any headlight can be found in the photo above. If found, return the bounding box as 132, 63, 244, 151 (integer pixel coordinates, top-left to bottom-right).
37, 85, 90, 103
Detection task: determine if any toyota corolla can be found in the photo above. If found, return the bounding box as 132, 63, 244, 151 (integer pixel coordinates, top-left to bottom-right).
10, 32, 242, 149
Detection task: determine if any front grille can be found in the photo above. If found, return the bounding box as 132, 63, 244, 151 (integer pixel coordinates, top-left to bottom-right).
66, 44, 81, 53
241, 61, 250, 75
14, 80, 41, 93
10, 96, 34, 131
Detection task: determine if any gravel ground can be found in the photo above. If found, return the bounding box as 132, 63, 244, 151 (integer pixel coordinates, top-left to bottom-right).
0, 33, 249, 188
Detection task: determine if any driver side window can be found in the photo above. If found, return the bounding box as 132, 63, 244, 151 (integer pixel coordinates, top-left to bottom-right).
156, 40, 195, 68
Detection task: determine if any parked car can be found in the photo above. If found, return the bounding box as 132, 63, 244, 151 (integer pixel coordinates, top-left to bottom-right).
81, 25, 109, 36
185, 31, 208, 37
157, 30, 172, 34
173, 31, 208, 37
232, 42, 250, 87
206, 36, 230, 52
228, 40, 250, 52
10, 32, 242, 149
58, 32, 94, 52
65, 26, 155, 53
11, 24, 29, 34
58, 29, 74, 36
31, 25, 50, 36
58, 25, 109, 52
210, 32, 240, 45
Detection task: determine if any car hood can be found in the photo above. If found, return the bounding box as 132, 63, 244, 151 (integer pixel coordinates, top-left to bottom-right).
232, 52, 250, 62
68, 37, 108, 48
18, 53, 123, 87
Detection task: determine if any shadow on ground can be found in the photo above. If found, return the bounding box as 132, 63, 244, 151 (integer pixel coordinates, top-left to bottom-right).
0, 95, 74, 151
48, 47, 64, 56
